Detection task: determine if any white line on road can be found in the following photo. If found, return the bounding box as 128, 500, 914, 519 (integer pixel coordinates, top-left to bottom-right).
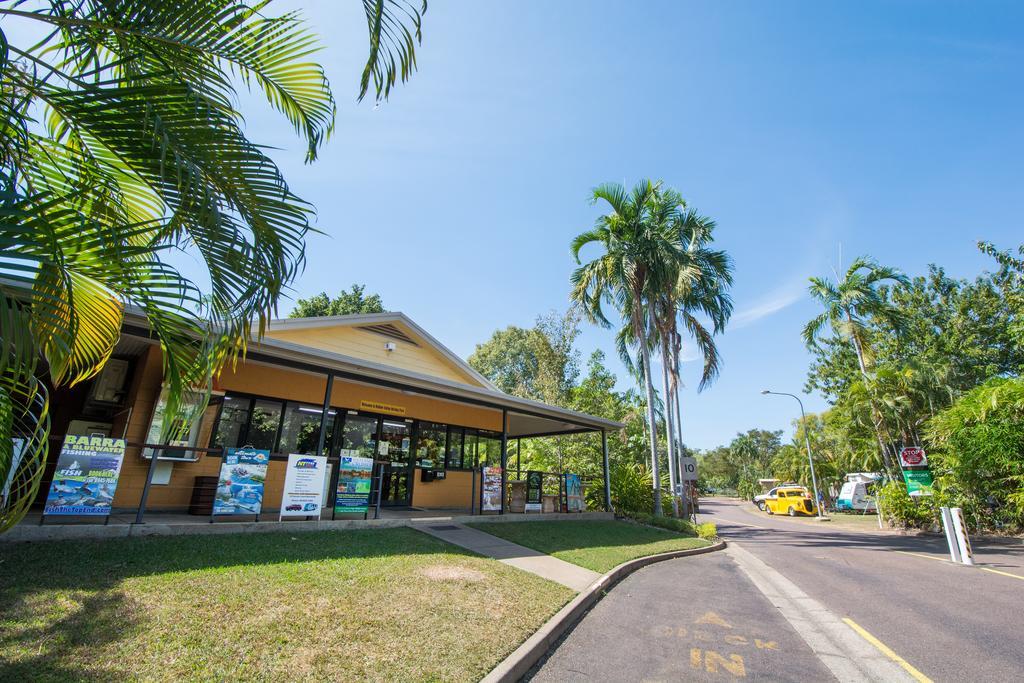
726, 542, 920, 683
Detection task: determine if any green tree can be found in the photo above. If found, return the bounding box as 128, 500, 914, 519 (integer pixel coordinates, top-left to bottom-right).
926, 377, 1024, 529
0, 0, 427, 532
289, 284, 386, 318
468, 310, 580, 406
804, 258, 909, 470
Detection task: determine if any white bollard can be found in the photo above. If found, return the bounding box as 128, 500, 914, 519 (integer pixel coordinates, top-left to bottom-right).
940, 506, 962, 564
949, 507, 974, 566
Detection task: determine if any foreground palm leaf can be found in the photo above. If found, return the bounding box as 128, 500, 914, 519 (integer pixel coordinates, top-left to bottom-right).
0, 0, 427, 532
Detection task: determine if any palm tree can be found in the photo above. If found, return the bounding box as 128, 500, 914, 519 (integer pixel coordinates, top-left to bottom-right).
0, 0, 427, 532
571, 180, 683, 515
803, 257, 908, 470
658, 208, 732, 515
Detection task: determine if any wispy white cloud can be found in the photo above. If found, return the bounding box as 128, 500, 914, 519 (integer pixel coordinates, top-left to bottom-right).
730, 281, 806, 330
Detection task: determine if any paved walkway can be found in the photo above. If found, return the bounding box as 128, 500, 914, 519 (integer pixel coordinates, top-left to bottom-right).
417, 523, 601, 591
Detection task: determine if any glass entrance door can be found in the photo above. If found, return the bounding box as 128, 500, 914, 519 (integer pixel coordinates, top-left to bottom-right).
378, 418, 413, 506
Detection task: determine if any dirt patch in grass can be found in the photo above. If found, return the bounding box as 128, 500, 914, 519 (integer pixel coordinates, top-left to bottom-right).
0, 527, 573, 682
418, 564, 488, 582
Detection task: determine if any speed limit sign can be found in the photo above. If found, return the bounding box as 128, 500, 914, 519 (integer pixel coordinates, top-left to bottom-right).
680, 456, 698, 481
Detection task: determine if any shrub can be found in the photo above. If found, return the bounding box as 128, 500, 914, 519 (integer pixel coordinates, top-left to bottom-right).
876, 480, 950, 529
695, 522, 718, 540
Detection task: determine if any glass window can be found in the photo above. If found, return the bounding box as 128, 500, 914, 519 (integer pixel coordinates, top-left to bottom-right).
446, 427, 464, 469
143, 386, 214, 460
279, 403, 336, 455
477, 431, 502, 467
340, 413, 378, 459
213, 396, 250, 450
247, 399, 283, 451
415, 422, 446, 469
463, 430, 478, 469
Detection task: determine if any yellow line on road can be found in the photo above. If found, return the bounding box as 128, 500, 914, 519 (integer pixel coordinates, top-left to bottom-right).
895, 550, 947, 563
842, 618, 932, 683
895, 551, 1024, 581
982, 567, 1024, 581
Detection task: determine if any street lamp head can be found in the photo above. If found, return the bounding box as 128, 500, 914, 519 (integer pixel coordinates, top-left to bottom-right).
760, 389, 771, 395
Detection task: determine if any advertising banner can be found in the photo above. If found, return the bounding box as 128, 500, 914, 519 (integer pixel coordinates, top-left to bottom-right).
903, 470, 935, 497
334, 451, 374, 515
525, 470, 543, 513
280, 454, 328, 518
564, 473, 584, 512
43, 435, 126, 516
213, 448, 269, 516
482, 466, 503, 512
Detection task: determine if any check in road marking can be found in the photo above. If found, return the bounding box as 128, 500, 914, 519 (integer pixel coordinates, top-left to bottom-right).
843, 618, 933, 683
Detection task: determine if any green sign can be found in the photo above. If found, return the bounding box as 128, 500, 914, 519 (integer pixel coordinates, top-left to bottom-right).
335, 452, 374, 515
903, 470, 934, 496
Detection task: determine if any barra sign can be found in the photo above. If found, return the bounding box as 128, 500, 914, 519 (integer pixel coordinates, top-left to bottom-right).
43, 435, 126, 516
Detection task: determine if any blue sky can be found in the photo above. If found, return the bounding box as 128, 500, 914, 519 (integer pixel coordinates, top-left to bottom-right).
11, 1, 1016, 449
233, 0, 1022, 450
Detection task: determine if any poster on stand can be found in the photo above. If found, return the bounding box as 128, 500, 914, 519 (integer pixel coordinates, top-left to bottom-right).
334, 451, 374, 515
213, 448, 269, 516
280, 454, 328, 518
482, 466, 503, 512
525, 470, 543, 513
564, 473, 584, 512
43, 435, 126, 516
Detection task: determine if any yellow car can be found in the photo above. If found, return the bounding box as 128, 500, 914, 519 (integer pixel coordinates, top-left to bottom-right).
764, 487, 818, 517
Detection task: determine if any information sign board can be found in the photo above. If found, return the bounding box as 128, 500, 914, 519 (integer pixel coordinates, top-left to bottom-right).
280, 454, 328, 518
213, 448, 269, 516
334, 452, 374, 515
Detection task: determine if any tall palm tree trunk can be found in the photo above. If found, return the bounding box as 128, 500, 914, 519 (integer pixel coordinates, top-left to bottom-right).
638, 335, 663, 516
847, 313, 896, 472
660, 337, 680, 517
670, 344, 687, 518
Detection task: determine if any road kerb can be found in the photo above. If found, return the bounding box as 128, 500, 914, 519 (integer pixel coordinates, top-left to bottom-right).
481, 540, 726, 683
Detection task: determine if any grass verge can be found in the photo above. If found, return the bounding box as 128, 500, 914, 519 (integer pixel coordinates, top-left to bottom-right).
467, 520, 711, 573
0, 527, 574, 682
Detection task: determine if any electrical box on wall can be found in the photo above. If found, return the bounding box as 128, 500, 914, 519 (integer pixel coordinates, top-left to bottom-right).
421, 469, 446, 482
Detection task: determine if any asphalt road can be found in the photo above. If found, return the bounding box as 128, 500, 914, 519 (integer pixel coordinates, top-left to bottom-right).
531, 499, 1024, 682
529, 549, 835, 682
700, 497, 1024, 682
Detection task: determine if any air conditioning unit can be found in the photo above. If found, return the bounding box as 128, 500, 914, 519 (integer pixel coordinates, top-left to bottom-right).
89, 358, 130, 404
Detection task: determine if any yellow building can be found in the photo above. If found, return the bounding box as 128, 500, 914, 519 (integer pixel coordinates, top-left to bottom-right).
41, 311, 621, 520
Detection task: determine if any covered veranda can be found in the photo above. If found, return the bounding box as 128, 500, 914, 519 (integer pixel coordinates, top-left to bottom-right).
14, 312, 622, 538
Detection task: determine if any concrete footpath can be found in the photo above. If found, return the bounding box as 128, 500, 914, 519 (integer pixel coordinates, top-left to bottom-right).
417, 523, 601, 591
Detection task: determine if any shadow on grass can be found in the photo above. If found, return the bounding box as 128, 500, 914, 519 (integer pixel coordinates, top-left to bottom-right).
0, 589, 140, 682
0, 526, 472, 594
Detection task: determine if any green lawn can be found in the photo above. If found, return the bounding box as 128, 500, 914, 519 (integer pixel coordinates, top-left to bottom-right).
0, 527, 573, 682
467, 520, 712, 573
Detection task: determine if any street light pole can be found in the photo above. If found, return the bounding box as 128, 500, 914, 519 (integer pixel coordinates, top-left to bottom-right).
761, 390, 827, 520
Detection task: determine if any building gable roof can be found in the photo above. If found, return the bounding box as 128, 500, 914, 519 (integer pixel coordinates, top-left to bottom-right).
263, 312, 497, 391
